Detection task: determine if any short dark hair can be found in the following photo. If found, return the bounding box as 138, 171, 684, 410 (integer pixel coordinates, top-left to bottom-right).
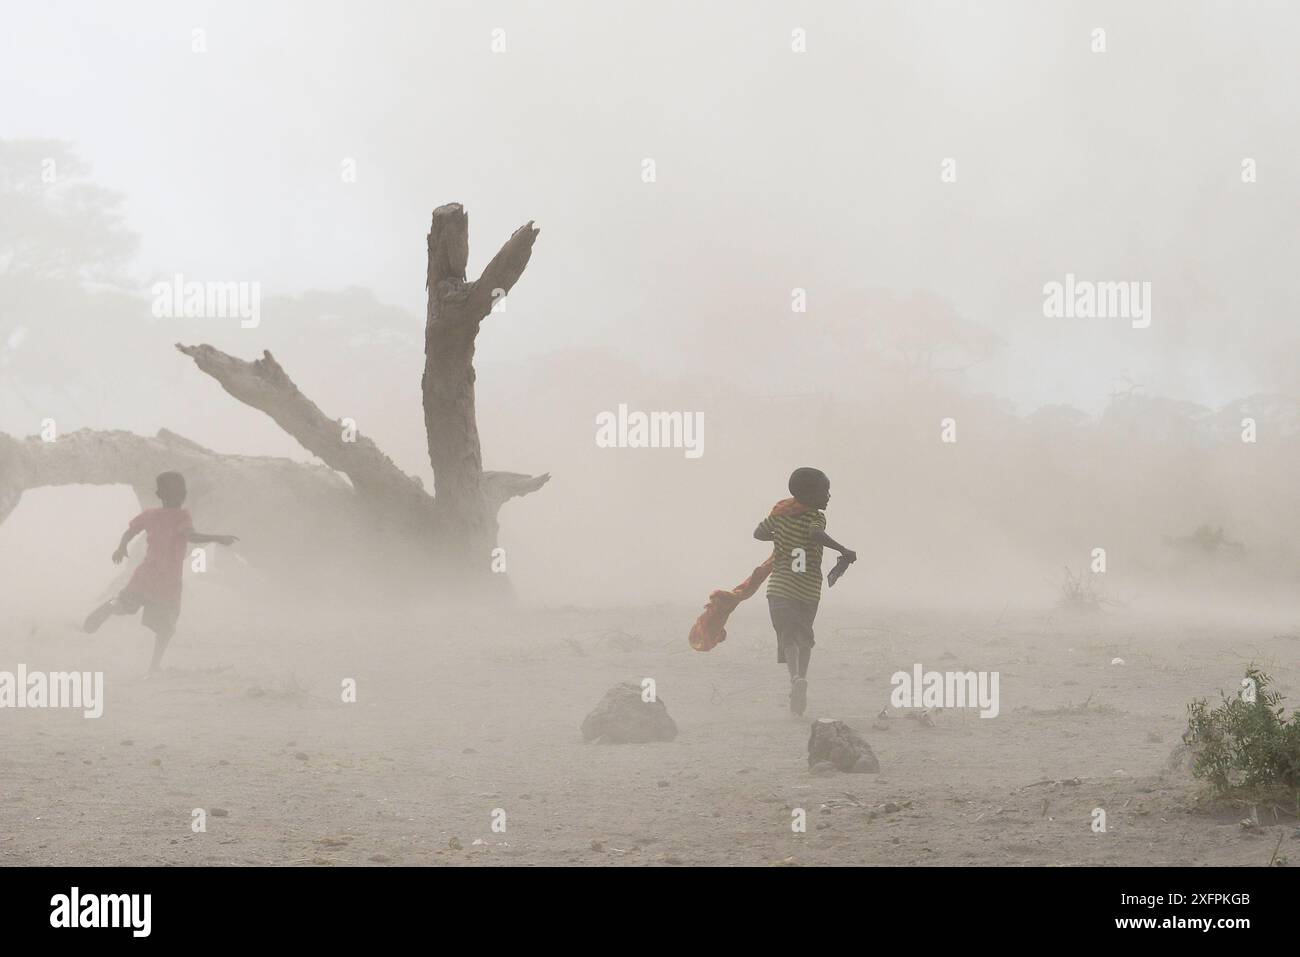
788, 467, 829, 504
156, 471, 187, 505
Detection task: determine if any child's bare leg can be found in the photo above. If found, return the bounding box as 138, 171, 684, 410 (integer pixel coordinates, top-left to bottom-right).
783, 644, 800, 681
148, 627, 174, 673
785, 641, 808, 715
797, 646, 812, 679
84, 597, 132, 633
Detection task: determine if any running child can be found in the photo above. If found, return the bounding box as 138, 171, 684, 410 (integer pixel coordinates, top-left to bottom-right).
83, 471, 237, 674
753, 467, 856, 715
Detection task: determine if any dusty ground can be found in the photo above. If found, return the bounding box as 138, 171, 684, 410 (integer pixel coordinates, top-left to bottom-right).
2, 594, 1298, 866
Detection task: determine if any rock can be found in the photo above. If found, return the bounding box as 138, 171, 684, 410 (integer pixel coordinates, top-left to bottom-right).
807, 719, 879, 773
581, 683, 677, 744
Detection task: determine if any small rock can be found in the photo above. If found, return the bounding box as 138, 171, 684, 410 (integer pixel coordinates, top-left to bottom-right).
590, 840, 604, 852
1110, 657, 1125, 666
808, 719, 879, 773
369, 854, 392, 863
448, 837, 462, 850
294, 752, 309, 761
581, 683, 677, 744
211, 808, 229, 817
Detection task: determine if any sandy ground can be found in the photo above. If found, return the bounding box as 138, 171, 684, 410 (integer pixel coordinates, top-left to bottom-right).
2, 594, 1298, 867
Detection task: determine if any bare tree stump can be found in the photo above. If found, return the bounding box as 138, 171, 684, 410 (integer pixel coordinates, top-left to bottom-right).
424, 203, 542, 567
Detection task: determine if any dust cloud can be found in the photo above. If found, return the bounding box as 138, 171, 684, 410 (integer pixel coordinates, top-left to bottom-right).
1, 2, 1297, 867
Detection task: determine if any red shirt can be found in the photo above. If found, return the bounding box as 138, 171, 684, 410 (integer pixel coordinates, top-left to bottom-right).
124, 508, 193, 605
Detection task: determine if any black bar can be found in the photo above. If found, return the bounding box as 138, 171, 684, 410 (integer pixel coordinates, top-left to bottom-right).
0, 866, 1288, 943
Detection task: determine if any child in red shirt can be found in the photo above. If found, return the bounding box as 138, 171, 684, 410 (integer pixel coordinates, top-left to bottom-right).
84, 471, 237, 674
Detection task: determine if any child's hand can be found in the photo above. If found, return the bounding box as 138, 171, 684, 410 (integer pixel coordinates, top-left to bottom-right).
215, 535, 239, 547
111, 548, 127, 564
840, 549, 857, 564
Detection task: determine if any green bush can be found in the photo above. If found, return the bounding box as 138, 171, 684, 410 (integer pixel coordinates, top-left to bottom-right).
1185, 667, 1300, 799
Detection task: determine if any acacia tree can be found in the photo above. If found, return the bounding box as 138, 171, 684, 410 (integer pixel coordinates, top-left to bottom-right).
0, 203, 549, 592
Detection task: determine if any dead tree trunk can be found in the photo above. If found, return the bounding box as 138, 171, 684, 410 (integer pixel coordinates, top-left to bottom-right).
424, 203, 540, 568
0, 203, 549, 594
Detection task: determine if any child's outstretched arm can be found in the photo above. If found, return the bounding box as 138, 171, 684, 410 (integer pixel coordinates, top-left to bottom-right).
111, 526, 142, 564
810, 528, 855, 563
187, 530, 239, 546
753, 523, 775, 542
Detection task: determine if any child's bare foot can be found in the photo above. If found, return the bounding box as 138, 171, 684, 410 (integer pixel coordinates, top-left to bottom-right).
790, 677, 807, 716
83, 602, 113, 634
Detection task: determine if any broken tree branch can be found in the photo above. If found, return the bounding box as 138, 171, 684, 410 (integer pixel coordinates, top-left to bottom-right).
469, 221, 540, 318
176, 343, 431, 518
482, 469, 551, 514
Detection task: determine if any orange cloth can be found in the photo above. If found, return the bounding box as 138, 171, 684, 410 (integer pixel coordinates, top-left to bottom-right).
689, 498, 810, 652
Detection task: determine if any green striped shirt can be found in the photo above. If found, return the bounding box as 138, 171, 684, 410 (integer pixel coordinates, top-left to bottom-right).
759, 509, 827, 604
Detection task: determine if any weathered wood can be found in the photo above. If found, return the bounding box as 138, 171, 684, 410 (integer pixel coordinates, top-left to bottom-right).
175, 343, 433, 530
0, 427, 371, 588
423, 204, 541, 562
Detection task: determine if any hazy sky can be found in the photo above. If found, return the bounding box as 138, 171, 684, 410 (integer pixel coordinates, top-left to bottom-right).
5, 0, 1298, 413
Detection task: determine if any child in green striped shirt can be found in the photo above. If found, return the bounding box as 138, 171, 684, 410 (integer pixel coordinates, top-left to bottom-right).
754, 468, 856, 716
